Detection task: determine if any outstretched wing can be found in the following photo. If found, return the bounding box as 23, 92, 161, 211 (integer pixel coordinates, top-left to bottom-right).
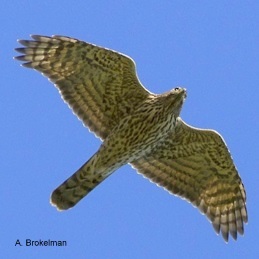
15, 35, 151, 140
131, 118, 247, 242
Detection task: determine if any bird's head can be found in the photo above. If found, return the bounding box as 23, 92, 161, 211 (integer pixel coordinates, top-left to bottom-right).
163, 87, 187, 117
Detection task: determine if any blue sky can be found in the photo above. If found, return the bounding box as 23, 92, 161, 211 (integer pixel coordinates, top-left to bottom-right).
2, 1, 258, 258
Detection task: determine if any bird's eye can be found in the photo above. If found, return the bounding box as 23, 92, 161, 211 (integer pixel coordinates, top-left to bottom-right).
174, 87, 180, 91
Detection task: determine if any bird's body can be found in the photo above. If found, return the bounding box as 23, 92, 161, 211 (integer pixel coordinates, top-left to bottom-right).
52, 91, 183, 209
15, 35, 247, 242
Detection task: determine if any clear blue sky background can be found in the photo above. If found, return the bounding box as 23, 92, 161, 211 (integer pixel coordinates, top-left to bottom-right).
2, 1, 258, 258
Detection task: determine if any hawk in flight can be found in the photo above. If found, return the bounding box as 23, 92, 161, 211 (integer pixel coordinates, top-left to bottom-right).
15, 35, 247, 242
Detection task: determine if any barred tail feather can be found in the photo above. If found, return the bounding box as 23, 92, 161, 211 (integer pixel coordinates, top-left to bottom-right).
50, 156, 106, 210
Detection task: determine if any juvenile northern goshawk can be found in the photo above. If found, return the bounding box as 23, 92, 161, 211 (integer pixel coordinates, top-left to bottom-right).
15, 35, 247, 242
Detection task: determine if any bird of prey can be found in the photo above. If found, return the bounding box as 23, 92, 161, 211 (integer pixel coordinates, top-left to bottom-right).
15, 35, 247, 242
